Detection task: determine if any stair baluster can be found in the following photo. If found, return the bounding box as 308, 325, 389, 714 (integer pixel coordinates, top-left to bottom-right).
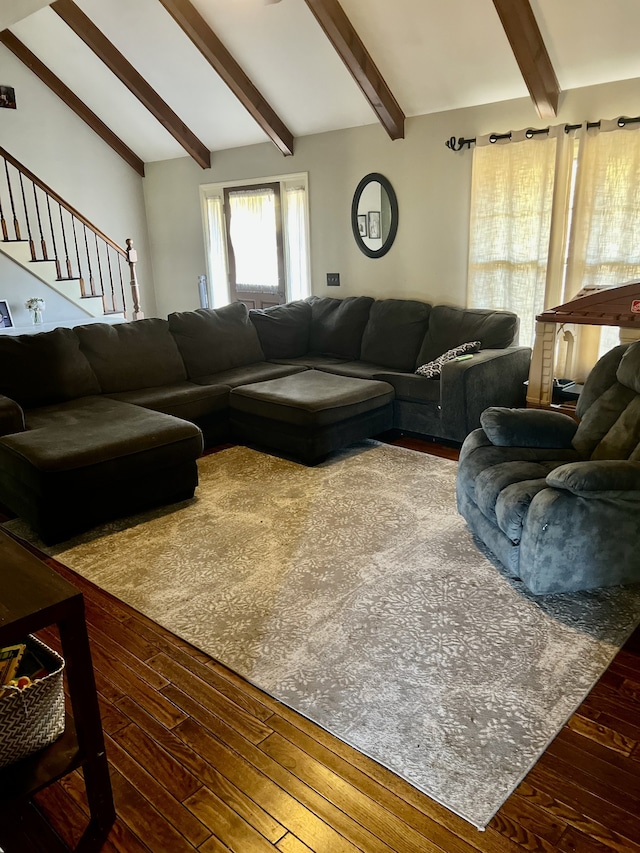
18, 172, 36, 261
3, 160, 20, 240
58, 203, 73, 279
45, 193, 63, 280
83, 224, 96, 296
0, 195, 7, 241
33, 184, 48, 261
70, 215, 85, 296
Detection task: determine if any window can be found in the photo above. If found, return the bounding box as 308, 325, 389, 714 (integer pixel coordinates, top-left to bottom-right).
201, 173, 311, 309
467, 122, 640, 377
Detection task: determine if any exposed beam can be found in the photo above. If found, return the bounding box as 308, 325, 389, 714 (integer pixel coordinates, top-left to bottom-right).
0, 30, 145, 177
51, 0, 211, 168
303, 0, 404, 140
157, 0, 294, 157
492, 0, 560, 119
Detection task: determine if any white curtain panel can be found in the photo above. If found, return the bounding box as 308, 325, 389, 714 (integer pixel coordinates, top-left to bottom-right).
566, 123, 640, 366
284, 185, 310, 302
206, 196, 230, 307
466, 132, 557, 348
467, 123, 640, 373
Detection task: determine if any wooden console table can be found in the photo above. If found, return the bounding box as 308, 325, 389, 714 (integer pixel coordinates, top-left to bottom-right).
0, 530, 115, 852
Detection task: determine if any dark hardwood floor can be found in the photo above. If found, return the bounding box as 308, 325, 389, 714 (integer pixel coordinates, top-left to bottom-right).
2, 436, 640, 852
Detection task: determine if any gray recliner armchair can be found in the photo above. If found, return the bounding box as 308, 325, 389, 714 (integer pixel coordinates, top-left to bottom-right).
456, 340, 640, 594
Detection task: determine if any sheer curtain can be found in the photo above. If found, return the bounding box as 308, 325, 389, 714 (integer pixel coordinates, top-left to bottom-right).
228, 188, 279, 290
565, 123, 640, 368
284, 186, 309, 302
467, 132, 558, 347
206, 196, 229, 306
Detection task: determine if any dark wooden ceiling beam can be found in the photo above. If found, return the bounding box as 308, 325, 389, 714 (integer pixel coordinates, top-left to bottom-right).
0, 29, 145, 177
51, 0, 211, 168
157, 0, 294, 157
303, 0, 404, 140
492, 0, 560, 118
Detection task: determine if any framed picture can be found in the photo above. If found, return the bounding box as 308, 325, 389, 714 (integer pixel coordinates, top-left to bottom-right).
357, 214, 368, 237
0, 300, 14, 328
0, 86, 16, 110
368, 210, 381, 240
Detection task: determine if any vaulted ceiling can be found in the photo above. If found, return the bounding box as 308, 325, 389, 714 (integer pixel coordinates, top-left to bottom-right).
2, 0, 640, 177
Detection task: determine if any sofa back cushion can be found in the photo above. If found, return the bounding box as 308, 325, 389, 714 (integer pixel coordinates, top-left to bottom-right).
573, 341, 640, 461
360, 299, 432, 370
415, 305, 519, 367
0, 327, 100, 408
75, 319, 187, 393
168, 302, 265, 378
307, 296, 374, 359
249, 300, 311, 359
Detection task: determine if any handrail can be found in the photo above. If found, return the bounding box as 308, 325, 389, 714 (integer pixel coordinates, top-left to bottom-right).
0, 146, 140, 317
0, 145, 125, 257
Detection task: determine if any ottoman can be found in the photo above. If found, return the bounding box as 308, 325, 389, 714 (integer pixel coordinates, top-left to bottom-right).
0, 396, 204, 544
229, 370, 394, 464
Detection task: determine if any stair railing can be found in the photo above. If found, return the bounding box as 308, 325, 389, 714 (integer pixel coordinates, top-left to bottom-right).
0, 146, 143, 319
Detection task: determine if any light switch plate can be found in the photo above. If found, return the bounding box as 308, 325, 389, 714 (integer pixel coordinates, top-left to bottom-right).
327, 273, 340, 286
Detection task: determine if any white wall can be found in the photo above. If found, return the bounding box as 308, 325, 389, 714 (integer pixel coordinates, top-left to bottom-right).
0, 43, 156, 317
144, 76, 640, 318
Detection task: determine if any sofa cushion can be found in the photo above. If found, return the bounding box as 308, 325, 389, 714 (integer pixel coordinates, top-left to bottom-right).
75, 319, 187, 393
229, 371, 394, 428
616, 339, 640, 394
193, 362, 307, 388
0, 327, 100, 408
307, 296, 374, 358
105, 382, 229, 421
18, 397, 202, 472
168, 302, 265, 378
249, 301, 311, 359
415, 306, 519, 367
360, 299, 432, 370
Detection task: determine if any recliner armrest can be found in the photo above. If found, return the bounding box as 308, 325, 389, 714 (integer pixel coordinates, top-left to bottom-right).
547, 460, 640, 496
480, 407, 578, 449
0, 395, 25, 436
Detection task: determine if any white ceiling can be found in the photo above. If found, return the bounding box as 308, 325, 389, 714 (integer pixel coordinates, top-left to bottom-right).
5, 0, 640, 166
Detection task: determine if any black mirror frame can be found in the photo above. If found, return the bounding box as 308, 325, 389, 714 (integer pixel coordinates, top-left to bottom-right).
351, 172, 399, 259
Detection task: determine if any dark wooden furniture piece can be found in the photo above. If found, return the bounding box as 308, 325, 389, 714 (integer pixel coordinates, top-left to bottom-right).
0, 530, 115, 852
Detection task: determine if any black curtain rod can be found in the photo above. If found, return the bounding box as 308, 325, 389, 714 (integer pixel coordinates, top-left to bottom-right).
445, 115, 640, 152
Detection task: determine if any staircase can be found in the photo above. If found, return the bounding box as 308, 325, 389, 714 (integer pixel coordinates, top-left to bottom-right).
0, 146, 142, 321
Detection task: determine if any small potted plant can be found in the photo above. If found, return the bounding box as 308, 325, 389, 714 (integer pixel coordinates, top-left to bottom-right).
25, 297, 45, 325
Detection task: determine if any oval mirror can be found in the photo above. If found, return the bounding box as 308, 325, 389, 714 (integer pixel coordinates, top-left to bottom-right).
351, 173, 398, 258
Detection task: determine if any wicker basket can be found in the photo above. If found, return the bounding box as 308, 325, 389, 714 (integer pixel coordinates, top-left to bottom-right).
0, 635, 65, 768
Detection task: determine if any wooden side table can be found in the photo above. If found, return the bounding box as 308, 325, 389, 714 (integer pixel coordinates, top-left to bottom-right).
0, 530, 115, 851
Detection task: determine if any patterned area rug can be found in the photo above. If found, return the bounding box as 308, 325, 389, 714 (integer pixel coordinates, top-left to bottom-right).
6, 441, 640, 828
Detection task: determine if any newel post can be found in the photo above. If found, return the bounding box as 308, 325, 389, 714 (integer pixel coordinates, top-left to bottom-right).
126, 238, 144, 320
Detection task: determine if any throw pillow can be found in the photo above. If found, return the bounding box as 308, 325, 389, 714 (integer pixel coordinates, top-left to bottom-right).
415, 341, 481, 378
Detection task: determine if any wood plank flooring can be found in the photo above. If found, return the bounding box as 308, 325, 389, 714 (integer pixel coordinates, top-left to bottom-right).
2, 436, 640, 853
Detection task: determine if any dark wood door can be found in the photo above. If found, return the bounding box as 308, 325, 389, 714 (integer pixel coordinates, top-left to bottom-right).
223, 182, 286, 309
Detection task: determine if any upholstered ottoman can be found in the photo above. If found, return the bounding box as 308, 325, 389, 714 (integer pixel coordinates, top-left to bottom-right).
229, 370, 394, 464
0, 396, 204, 544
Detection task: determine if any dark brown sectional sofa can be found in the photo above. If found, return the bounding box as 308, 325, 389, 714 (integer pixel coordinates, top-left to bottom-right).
0, 295, 531, 543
